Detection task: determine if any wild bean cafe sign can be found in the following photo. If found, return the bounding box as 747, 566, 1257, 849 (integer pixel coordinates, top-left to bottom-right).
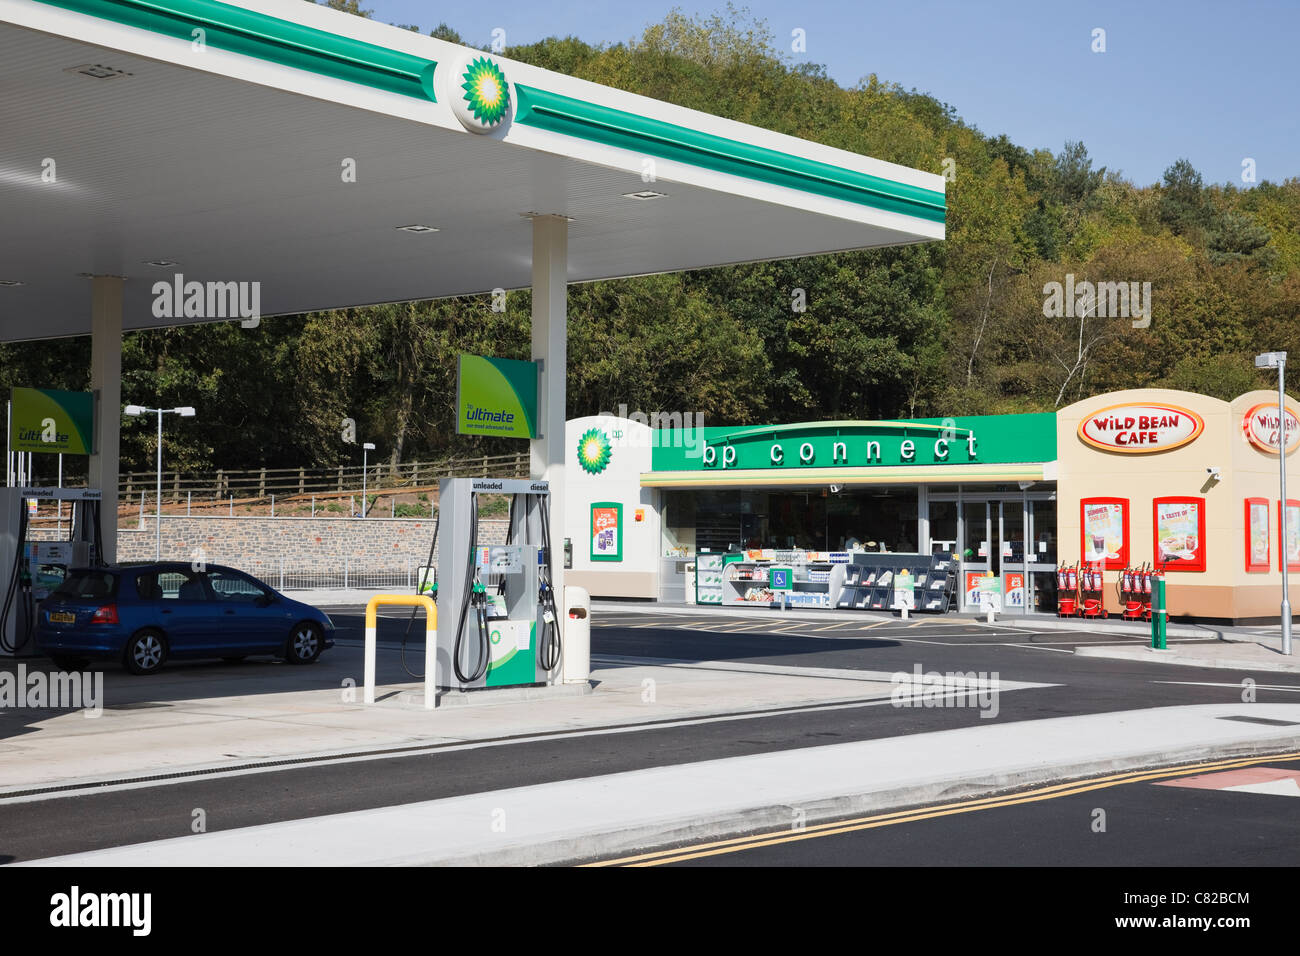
648, 415, 1057, 472
1241, 403, 1300, 454
1078, 403, 1204, 453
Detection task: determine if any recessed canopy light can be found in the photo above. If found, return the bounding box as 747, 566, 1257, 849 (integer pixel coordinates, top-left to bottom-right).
397, 224, 439, 234
65, 63, 133, 80
144, 259, 179, 267
623, 190, 667, 201
0, 280, 24, 287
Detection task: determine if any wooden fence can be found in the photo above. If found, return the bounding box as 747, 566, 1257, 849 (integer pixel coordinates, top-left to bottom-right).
118, 451, 530, 503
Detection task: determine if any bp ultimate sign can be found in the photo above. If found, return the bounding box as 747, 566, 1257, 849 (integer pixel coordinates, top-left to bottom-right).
651, 415, 1056, 473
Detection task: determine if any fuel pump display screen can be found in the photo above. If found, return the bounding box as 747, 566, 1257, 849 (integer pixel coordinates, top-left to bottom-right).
477, 546, 524, 575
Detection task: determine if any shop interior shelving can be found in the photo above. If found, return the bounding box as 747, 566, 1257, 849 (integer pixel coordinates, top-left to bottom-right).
694, 551, 728, 605
721, 553, 845, 608
830, 553, 957, 612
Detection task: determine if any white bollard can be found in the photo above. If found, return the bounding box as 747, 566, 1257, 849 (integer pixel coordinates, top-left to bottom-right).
363, 619, 376, 705
423, 609, 437, 710
562, 585, 590, 684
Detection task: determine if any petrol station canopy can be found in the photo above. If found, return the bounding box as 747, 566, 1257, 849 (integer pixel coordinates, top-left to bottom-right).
0, 0, 945, 340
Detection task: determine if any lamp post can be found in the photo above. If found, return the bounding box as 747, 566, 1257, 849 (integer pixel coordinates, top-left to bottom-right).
1255, 351, 1292, 655
124, 404, 196, 561
361, 442, 376, 517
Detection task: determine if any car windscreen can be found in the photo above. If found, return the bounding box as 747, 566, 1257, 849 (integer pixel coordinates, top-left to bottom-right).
51, 570, 118, 602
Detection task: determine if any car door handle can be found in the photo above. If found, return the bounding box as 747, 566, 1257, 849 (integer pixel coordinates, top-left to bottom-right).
161, 609, 173, 614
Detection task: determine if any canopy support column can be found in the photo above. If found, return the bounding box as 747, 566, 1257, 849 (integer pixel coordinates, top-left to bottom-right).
89, 276, 123, 564
531, 215, 578, 681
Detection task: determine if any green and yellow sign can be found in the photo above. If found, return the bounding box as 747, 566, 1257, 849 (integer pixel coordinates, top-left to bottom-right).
9, 388, 94, 455
456, 355, 538, 439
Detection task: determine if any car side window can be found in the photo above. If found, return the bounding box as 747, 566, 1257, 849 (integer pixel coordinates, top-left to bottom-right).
154, 570, 206, 601
207, 570, 269, 603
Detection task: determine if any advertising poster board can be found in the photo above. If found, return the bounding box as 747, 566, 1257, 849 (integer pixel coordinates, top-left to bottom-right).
455, 354, 538, 439
9, 387, 95, 455
1245, 498, 1270, 573
1153, 497, 1206, 572
590, 502, 623, 562
1079, 497, 1129, 570
978, 573, 1002, 613
1004, 571, 1025, 608
1279, 499, 1300, 572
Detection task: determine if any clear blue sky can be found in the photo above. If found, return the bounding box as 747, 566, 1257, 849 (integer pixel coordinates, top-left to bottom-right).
360, 0, 1298, 187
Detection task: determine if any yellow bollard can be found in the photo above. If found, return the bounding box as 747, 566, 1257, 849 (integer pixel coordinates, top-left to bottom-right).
364, 594, 437, 709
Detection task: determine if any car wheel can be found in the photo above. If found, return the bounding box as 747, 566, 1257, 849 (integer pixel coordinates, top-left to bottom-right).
285, 622, 323, 664
50, 655, 89, 671
123, 630, 168, 675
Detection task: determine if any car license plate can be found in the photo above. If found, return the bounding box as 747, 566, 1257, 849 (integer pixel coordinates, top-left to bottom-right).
50, 612, 76, 624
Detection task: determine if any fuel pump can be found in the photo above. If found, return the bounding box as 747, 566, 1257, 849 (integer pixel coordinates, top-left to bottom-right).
0, 487, 104, 656
435, 477, 561, 691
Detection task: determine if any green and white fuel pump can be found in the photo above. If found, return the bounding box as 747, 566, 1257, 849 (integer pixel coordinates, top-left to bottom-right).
0, 487, 104, 656
436, 477, 561, 690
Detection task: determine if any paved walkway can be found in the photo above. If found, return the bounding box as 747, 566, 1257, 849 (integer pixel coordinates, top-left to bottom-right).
0, 648, 1049, 796
1074, 639, 1300, 673
21, 703, 1300, 866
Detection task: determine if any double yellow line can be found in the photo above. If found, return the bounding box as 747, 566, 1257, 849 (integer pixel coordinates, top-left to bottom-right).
585, 751, 1300, 866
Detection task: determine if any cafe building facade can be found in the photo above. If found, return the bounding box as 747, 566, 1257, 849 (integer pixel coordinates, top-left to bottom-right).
563, 386, 1299, 623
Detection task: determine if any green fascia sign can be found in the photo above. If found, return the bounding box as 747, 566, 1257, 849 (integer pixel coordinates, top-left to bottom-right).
9, 388, 95, 455
35, 0, 438, 101
650, 415, 1056, 472
456, 355, 538, 440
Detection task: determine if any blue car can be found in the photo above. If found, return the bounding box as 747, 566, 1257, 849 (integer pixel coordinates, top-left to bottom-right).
37, 563, 335, 675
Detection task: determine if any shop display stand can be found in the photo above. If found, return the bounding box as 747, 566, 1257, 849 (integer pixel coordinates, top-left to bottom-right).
832, 553, 957, 613
720, 551, 847, 608
694, 552, 726, 605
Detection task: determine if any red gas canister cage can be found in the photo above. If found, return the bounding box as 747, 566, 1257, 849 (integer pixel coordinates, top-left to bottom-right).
1119, 564, 1145, 620
1080, 561, 1108, 618
1057, 562, 1078, 617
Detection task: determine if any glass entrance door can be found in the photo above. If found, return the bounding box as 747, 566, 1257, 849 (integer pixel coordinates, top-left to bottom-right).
959, 500, 989, 608
999, 499, 1027, 611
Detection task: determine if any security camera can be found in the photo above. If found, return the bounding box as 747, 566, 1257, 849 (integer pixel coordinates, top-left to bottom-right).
829, 484, 842, 494
1206, 466, 1221, 478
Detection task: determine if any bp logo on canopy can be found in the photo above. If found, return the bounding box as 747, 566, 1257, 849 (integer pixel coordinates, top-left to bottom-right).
447, 54, 511, 133
577, 428, 612, 475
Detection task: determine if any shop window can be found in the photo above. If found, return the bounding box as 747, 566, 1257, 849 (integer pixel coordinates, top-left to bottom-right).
1279, 499, 1300, 572
1245, 498, 1270, 573
1153, 497, 1206, 573
1080, 497, 1129, 570
928, 500, 957, 555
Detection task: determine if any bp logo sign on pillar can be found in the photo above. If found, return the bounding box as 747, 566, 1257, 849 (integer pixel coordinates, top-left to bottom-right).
447, 54, 511, 133
577, 428, 612, 475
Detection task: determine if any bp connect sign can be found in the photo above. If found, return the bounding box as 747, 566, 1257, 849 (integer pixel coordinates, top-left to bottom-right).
1078, 403, 1204, 453
1241, 403, 1300, 454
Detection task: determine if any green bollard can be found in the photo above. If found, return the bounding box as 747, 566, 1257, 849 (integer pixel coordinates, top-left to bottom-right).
1151, 574, 1167, 649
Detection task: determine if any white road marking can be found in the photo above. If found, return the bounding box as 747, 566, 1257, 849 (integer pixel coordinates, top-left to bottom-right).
1152, 681, 1300, 692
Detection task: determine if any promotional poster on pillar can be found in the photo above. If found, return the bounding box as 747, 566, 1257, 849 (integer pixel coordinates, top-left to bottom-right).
1154, 497, 1206, 572
1245, 498, 1271, 573
1080, 498, 1128, 570
591, 502, 622, 562
1281, 500, 1300, 572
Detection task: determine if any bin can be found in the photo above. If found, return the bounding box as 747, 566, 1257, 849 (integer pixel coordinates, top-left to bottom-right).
562, 585, 590, 684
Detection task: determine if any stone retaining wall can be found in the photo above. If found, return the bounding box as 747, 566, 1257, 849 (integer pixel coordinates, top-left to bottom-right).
116, 516, 509, 573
